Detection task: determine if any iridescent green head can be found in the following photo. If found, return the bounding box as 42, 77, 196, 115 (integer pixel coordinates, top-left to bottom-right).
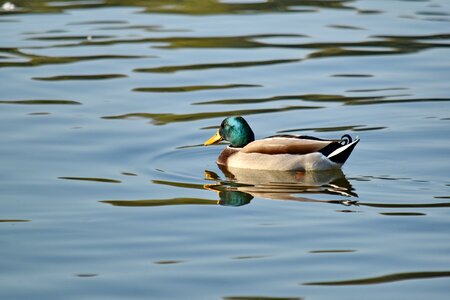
204, 116, 255, 148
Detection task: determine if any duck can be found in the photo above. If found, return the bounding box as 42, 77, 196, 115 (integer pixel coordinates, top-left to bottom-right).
204, 116, 359, 171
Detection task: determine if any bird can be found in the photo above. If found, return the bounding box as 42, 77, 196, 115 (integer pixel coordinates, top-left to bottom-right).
204, 116, 359, 171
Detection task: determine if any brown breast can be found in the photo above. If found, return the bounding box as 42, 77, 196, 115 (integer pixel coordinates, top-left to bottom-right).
217, 147, 240, 165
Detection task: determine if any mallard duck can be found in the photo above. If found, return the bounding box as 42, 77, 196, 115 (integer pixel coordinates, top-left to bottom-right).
204, 116, 359, 171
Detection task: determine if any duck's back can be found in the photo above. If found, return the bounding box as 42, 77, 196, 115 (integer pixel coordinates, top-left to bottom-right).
242, 136, 336, 155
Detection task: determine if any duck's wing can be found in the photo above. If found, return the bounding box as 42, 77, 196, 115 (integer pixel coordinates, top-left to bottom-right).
242, 135, 338, 155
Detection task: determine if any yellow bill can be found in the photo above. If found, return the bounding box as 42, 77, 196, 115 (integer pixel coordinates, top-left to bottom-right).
204, 130, 223, 146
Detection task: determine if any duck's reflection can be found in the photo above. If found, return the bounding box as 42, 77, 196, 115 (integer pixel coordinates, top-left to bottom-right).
216, 190, 254, 207
206, 166, 357, 207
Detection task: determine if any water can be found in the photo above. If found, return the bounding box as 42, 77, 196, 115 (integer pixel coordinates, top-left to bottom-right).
1, 0, 449, 299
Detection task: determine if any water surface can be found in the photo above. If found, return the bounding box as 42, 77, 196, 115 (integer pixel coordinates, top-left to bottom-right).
1, 0, 449, 299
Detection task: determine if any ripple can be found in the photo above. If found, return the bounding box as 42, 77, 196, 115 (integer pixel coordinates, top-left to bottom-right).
101, 198, 217, 207
0, 219, 30, 223
331, 74, 373, 78
154, 260, 185, 265
421, 17, 450, 22
48, 0, 105, 8
416, 11, 450, 17
24, 29, 68, 35
277, 125, 386, 133
28, 112, 52, 115
134, 58, 300, 73
196, 94, 388, 105
357, 9, 383, 15
309, 249, 356, 254
327, 24, 365, 30
0, 19, 19, 22
95, 24, 187, 32
67, 20, 128, 25
373, 33, 450, 41
0, 99, 81, 105
307, 47, 397, 59
40, 34, 302, 49
132, 84, 261, 93
224, 297, 302, 300
75, 273, 99, 278
379, 212, 426, 216
303, 34, 450, 59
0, 51, 148, 68
303, 271, 450, 286
27, 35, 114, 41
346, 97, 450, 106
58, 176, 121, 183
152, 180, 205, 190
232, 255, 267, 260
32, 74, 127, 81
121, 172, 138, 176
361, 202, 450, 208
346, 87, 409, 93
220, 0, 268, 4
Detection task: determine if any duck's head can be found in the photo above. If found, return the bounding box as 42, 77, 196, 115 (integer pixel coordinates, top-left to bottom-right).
204, 116, 255, 148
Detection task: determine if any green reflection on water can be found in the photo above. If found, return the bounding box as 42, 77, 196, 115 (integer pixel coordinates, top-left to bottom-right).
3, 0, 351, 15
40, 34, 301, 49
194, 94, 450, 106
193, 94, 381, 105
25, 33, 449, 63
102, 106, 322, 125
0, 50, 147, 68
303, 34, 450, 58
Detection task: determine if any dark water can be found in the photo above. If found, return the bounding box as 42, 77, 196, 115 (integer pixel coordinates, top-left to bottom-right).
1, 0, 450, 299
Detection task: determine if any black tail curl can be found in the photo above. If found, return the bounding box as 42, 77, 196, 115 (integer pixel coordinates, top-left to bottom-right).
340, 134, 353, 146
